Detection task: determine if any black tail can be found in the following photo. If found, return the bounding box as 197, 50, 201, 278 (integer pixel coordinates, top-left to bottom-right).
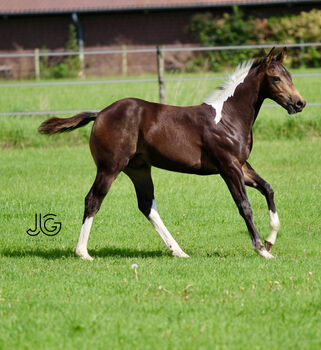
38, 112, 97, 135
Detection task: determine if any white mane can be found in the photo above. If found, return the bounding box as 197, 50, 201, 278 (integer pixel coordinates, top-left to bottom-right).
204, 59, 254, 124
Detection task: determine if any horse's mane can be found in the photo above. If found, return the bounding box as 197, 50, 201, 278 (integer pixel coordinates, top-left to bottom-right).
204, 57, 264, 124
250, 57, 265, 69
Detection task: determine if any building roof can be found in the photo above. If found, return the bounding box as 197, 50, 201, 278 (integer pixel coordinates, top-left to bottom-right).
0, 0, 316, 15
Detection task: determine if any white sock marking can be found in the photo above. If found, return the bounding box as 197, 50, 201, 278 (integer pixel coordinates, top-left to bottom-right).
204, 60, 254, 124
266, 210, 280, 245
255, 247, 274, 259
76, 216, 94, 261
148, 200, 189, 258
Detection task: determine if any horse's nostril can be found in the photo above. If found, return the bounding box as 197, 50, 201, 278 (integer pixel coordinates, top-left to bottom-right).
296, 99, 305, 109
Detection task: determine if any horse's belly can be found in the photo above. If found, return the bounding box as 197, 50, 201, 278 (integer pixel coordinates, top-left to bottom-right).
142, 118, 218, 174
148, 148, 219, 175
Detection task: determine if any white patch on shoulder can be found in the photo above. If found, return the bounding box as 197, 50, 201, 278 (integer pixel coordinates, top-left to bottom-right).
204, 59, 254, 124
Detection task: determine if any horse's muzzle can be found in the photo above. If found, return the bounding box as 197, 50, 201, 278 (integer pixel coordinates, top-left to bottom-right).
287, 98, 306, 114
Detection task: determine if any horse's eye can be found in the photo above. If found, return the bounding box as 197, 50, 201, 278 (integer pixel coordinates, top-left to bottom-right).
273, 76, 281, 82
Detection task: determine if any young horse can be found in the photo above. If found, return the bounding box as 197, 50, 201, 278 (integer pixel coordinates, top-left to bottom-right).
39, 47, 305, 261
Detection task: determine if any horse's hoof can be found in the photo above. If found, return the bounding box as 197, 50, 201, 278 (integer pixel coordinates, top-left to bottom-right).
172, 250, 190, 258
256, 248, 274, 259
81, 254, 94, 262
265, 240, 273, 252
75, 249, 94, 261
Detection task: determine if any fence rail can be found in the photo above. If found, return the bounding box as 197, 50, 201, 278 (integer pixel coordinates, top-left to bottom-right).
0, 42, 320, 58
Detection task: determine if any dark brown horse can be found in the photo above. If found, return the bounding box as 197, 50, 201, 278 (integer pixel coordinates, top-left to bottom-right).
39, 48, 305, 261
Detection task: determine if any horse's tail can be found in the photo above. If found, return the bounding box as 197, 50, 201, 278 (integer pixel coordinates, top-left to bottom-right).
38, 112, 98, 135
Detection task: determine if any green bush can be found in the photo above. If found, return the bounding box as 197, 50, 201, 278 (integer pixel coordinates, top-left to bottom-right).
188, 7, 321, 70
65, 24, 81, 76
188, 7, 261, 70
40, 24, 81, 79
50, 63, 71, 79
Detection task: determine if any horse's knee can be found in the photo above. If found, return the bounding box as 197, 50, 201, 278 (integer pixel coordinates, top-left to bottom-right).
264, 182, 274, 198
239, 199, 253, 219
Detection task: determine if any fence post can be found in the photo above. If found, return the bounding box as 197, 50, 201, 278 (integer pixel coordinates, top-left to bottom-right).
34, 48, 40, 80
78, 42, 85, 78
122, 45, 128, 76
156, 46, 165, 104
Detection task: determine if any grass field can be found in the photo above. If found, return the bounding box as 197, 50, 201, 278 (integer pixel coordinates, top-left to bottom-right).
0, 71, 321, 349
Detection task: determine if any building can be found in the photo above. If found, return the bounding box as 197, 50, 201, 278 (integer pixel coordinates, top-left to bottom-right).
0, 0, 319, 77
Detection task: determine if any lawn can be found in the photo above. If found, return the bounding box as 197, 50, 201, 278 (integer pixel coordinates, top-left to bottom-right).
1, 140, 320, 349
0, 70, 321, 349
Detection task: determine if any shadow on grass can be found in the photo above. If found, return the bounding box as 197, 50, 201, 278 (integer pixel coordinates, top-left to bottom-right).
1, 247, 167, 259
205, 251, 229, 258
93, 247, 166, 258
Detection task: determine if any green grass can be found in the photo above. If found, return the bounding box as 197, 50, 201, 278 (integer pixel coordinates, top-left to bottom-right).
1, 71, 321, 348
0, 69, 321, 148
1, 139, 321, 349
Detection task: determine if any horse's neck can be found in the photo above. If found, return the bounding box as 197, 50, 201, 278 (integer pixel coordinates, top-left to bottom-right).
229, 68, 265, 130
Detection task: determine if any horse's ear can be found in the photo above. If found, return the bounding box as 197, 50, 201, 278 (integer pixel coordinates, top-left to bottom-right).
265, 47, 275, 65
276, 47, 287, 63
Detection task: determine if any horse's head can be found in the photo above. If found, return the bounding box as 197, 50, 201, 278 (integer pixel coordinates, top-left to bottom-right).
261, 47, 306, 114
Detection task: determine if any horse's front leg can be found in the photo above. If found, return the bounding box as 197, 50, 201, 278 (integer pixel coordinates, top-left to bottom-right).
220, 161, 274, 259
242, 162, 280, 252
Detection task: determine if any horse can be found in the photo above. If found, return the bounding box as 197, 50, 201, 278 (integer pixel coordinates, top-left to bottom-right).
39, 47, 306, 261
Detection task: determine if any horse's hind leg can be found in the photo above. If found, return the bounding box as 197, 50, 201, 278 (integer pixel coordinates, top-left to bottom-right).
124, 165, 189, 258
76, 169, 118, 261
242, 162, 280, 252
